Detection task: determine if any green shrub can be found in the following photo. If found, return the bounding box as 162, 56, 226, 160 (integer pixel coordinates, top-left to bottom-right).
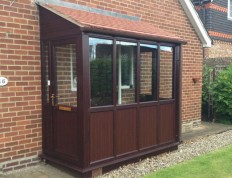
90, 57, 113, 106
211, 64, 232, 123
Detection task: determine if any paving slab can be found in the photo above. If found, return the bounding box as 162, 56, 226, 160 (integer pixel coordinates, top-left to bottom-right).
182, 121, 232, 141
0, 163, 81, 178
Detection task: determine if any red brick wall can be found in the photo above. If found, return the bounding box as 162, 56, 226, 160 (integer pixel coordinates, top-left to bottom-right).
0, 0, 203, 171
121, 89, 135, 104
0, 0, 41, 171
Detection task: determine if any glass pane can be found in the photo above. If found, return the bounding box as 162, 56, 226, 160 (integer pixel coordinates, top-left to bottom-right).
159, 46, 173, 100
55, 44, 77, 107
89, 38, 113, 107
117, 41, 137, 105
44, 43, 49, 103
140, 44, 158, 102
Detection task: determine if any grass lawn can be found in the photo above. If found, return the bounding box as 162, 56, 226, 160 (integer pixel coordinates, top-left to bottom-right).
144, 144, 232, 178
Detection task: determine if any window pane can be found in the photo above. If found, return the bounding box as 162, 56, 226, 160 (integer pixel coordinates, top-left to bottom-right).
89, 38, 113, 107
159, 46, 173, 100
55, 44, 77, 107
140, 44, 158, 102
116, 41, 137, 105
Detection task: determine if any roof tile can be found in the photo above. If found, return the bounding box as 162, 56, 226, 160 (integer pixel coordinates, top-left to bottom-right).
41, 4, 185, 43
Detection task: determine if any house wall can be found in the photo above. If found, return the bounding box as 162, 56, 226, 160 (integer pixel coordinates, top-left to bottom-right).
0, 0, 203, 172
0, 0, 41, 172
204, 40, 232, 59
195, 1, 232, 67
195, 0, 232, 42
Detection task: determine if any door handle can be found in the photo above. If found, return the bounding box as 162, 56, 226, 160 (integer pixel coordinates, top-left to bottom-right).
50, 94, 55, 106
50, 94, 59, 106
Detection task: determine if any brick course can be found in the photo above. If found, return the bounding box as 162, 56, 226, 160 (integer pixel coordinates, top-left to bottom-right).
0, 0, 203, 171
0, 0, 41, 172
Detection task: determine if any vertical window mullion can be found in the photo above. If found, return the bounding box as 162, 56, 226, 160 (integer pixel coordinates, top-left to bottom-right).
157, 44, 160, 102
113, 39, 117, 106
172, 47, 176, 99
136, 42, 140, 103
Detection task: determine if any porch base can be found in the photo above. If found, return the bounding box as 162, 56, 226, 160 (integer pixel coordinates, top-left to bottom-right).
41, 142, 179, 178
182, 120, 201, 133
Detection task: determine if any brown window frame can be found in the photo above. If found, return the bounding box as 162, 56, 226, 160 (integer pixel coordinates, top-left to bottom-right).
87, 34, 178, 110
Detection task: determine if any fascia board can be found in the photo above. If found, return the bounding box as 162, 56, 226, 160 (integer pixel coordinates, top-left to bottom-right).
179, 0, 212, 48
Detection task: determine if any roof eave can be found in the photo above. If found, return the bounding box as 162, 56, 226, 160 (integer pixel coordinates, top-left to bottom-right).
81, 26, 187, 44
179, 0, 212, 48
37, 2, 187, 44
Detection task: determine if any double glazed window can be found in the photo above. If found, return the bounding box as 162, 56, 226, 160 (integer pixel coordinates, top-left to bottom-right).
117, 41, 137, 104
89, 38, 113, 107
89, 37, 175, 107
140, 44, 158, 102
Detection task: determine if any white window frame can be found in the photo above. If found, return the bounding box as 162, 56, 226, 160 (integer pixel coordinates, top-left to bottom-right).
71, 47, 77, 91
228, 0, 232, 20
118, 47, 134, 90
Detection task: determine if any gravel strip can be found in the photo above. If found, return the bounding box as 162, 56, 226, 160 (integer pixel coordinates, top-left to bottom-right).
101, 130, 232, 178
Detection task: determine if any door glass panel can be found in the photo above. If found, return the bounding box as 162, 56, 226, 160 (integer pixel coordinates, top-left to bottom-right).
89, 38, 113, 107
140, 44, 158, 102
44, 43, 49, 103
116, 41, 137, 105
55, 44, 77, 107
159, 46, 173, 100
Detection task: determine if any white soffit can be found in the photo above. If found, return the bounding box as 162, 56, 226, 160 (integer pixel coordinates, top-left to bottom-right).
179, 0, 212, 47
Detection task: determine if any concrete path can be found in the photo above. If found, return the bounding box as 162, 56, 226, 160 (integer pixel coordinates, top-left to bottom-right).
182, 121, 232, 141
1, 122, 232, 178
0, 163, 81, 178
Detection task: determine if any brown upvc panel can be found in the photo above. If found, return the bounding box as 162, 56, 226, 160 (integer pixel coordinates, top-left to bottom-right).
139, 105, 158, 149
115, 108, 137, 156
90, 111, 114, 163
159, 103, 176, 144
53, 110, 79, 159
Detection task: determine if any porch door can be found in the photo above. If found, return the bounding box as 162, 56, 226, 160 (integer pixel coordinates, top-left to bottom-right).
43, 41, 80, 162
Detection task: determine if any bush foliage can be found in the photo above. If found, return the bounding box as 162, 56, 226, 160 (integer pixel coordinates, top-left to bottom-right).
211, 64, 232, 123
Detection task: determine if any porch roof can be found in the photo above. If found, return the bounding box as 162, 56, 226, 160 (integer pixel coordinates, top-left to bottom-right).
38, 3, 186, 44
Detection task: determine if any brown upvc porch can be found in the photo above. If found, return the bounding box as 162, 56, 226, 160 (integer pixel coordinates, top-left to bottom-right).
38, 3, 185, 176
